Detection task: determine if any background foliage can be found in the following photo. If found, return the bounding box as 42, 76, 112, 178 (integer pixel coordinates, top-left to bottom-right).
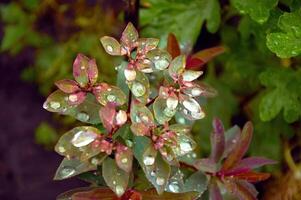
2, 0, 301, 198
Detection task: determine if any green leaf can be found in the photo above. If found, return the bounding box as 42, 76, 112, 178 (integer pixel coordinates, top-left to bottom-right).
1, 25, 26, 53
55, 126, 102, 161
54, 158, 96, 180
100, 36, 122, 56
266, 10, 301, 58
102, 157, 130, 197
140, 0, 220, 46
232, 0, 278, 24
44, 91, 102, 124
128, 71, 150, 104
259, 68, 301, 122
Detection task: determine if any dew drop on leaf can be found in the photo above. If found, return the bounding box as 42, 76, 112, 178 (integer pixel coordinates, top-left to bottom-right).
156, 177, 165, 186
182, 99, 200, 112
115, 185, 125, 196
50, 101, 61, 109
71, 130, 98, 147
58, 146, 66, 153
180, 141, 193, 153
59, 166, 76, 179
168, 182, 180, 193
106, 94, 117, 102
132, 82, 146, 97
76, 112, 90, 122
106, 45, 113, 52
121, 158, 128, 163
68, 94, 78, 102
143, 156, 155, 166
166, 97, 178, 109
163, 107, 176, 117
124, 69, 137, 81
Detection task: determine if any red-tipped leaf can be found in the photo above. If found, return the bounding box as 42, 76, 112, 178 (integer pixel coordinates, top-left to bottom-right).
55, 79, 80, 94
210, 118, 225, 162
167, 33, 181, 59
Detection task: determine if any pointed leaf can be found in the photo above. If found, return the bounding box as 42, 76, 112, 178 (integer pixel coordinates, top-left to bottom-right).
234, 157, 277, 170
87, 58, 98, 85
115, 144, 133, 173
73, 54, 90, 88
146, 49, 172, 71
224, 180, 257, 200
179, 94, 205, 120
193, 158, 217, 173
169, 55, 186, 80
167, 33, 181, 59
93, 83, 127, 106
66, 91, 87, 106
121, 22, 138, 48
102, 157, 130, 197
183, 171, 208, 193
55, 79, 80, 94
233, 171, 271, 183
209, 180, 222, 200
210, 118, 225, 162
192, 46, 225, 65
153, 97, 175, 124
44, 91, 102, 124
100, 36, 122, 55
55, 126, 101, 161
99, 103, 116, 133
182, 70, 203, 82
137, 38, 159, 54
54, 158, 96, 180
222, 122, 253, 171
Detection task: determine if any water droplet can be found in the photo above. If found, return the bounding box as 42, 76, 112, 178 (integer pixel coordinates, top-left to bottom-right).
178, 117, 185, 124
60, 166, 76, 178
154, 55, 160, 60
163, 107, 176, 117
50, 101, 61, 109
107, 45, 113, 52
182, 70, 203, 82
81, 65, 85, 70
143, 156, 155, 166
124, 69, 137, 81
132, 82, 146, 97
71, 130, 98, 147
113, 180, 116, 185
232, 139, 237, 143
156, 177, 165, 186
68, 94, 78, 102
180, 141, 193, 153
191, 88, 203, 96
191, 110, 205, 119
77, 112, 90, 122
116, 110, 127, 125
121, 158, 128, 163
115, 185, 125, 196
182, 98, 200, 112
91, 158, 100, 165
141, 115, 149, 123
169, 182, 180, 192
43, 102, 49, 109
150, 170, 156, 176
166, 97, 178, 109
58, 146, 66, 153
107, 94, 116, 102
155, 59, 169, 70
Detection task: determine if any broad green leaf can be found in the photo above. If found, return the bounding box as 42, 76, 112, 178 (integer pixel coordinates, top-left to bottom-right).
232, 0, 278, 24
44, 91, 102, 124
146, 49, 172, 71
1, 24, 26, 52
140, 0, 220, 47
121, 22, 139, 48
55, 126, 101, 161
168, 55, 186, 80
93, 83, 127, 106
102, 157, 130, 197
115, 145, 134, 173
153, 97, 175, 124
266, 10, 301, 58
128, 71, 150, 104
54, 158, 96, 180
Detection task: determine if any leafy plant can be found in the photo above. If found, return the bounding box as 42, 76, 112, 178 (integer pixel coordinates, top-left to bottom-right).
44, 23, 274, 199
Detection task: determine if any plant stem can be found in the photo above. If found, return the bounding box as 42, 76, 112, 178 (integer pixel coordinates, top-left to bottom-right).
124, 0, 140, 26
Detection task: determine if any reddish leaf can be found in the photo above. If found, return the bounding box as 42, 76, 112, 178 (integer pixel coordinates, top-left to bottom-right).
233, 171, 271, 183
121, 22, 138, 49
234, 157, 277, 170
120, 189, 142, 200
210, 118, 225, 162
99, 103, 116, 133
222, 122, 253, 171
167, 33, 181, 59
223, 125, 241, 159
71, 187, 120, 200
186, 56, 204, 69
73, 54, 90, 88
224, 180, 257, 200
87, 58, 98, 85
55, 79, 80, 94
193, 158, 217, 173
191, 46, 225, 64
209, 180, 222, 200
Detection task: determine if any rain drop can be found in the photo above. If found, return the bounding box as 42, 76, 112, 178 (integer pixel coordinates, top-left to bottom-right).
107, 45, 113, 52
182, 98, 200, 112
115, 185, 125, 196
191, 88, 203, 96
60, 166, 76, 178
71, 130, 97, 147
50, 101, 61, 109
166, 97, 178, 109
116, 110, 127, 125
169, 182, 180, 192
180, 141, 193, 153
155, 59, 169, 70
132, 82, 146, 97
163, 107, 176, 118
68, 94, 78, 102
107, 94, 116, 102
124, 69, 137, 81
77, 112, 90, 122
91, 158, 100, 165
58, 146, 66, 153
156, 177, 165, 186
143, 156, 155, 166
121, 158, 128, 163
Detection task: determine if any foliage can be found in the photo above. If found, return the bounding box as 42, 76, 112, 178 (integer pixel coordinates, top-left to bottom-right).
43, 23, 274, 199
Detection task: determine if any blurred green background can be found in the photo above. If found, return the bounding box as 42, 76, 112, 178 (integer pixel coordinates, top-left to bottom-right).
1, 0, 301, 199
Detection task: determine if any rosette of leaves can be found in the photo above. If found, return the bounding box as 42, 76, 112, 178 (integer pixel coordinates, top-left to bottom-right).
193, 118, 276, 199
43, 23, 274, 199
